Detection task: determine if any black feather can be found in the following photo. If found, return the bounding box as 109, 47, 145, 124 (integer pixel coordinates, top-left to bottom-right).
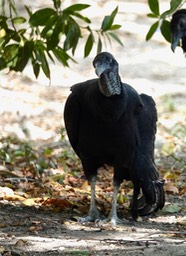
170, 9, 186, 53
64, 52, 165, 224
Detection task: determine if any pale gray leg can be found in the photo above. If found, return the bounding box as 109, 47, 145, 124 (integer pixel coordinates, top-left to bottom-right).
78, 179, 100, 222
108, 184, 123, 226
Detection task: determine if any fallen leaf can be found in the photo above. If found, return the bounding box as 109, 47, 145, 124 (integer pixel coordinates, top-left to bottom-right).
117, 193, 128, 204
69, 251, 90, 256
28, 225, 43, 232
81, 180, 90, 191
162, 203, 181, 213
0, 246, 6, 253
180, 186, 186, 195
161, 141, 176, 156
164, 182, 179, 194
22, 198, 37, 206
43, 198, 71, 209
176, 217, 186, 226
15, 239, 28, 247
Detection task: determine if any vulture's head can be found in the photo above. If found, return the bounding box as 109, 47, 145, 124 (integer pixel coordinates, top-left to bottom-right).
93, 52, 121, 97
93, 52, 119, 77
170, 9, 186, 53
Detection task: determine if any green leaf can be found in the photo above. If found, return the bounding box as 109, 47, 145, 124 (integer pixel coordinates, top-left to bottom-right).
160, 0, 183, 19
18, 29, 27, 36
0, 57, 6, 70
13, 41, 33, 72
44, 148, 53, 157
145, 21, 159, 41
12, 17, 27, 24
46, 50, 55, 63
52, 46, 74, 66
3, 44, 19, 62
14, 149, 25, 157
101, 6, 118, 31
162, 203, 181, 213
45, 18, 64, 50
97, 36, 102, 54
110, 24, 122, 30
29, 8, 56, 26
84, 32, 94, 57
53, 0, 61, 9
108, 32, 124, 46
170, 0, 183, 11
63, 22, 81, 54
64, 4, 90, 13
5, 152, 11, 163
148, 0, 160, 16
40, 51, 50, 79
33, 61, 40, 78
160, 20, 171, 43
147, 13, 159, 18
24, 5, 32, 17
70, 12, 91, 23
35, 42, 51, 79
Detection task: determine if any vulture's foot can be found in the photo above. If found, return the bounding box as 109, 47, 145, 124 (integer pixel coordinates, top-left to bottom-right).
95, 215, 125, 228
78, 209, 101, 223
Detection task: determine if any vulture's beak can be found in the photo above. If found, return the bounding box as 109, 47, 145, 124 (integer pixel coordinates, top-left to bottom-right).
171, 32, 182, 52
94, 63, 108, 77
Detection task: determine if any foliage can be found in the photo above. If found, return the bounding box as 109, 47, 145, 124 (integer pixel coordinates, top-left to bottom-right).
0, 0, 123, 80
146, 0, 186, 42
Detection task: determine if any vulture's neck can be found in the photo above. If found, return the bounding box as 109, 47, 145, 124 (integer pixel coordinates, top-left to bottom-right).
98, 70, 121, 97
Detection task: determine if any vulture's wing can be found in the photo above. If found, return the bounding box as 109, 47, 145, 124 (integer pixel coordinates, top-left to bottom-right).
64, 86, 80, 155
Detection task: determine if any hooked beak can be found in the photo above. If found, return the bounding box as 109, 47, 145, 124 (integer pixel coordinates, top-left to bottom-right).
94, 63, 109, 77
171, 32, 182, 52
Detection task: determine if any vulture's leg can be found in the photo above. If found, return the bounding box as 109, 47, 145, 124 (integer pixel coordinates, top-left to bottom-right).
95, 182, 123, 227
78, 177, 100, 222
108, 183, 122, 226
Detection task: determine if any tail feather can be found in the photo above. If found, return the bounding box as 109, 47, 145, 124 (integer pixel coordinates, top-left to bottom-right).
130, 93, 165, 219
138, 179, 165, 216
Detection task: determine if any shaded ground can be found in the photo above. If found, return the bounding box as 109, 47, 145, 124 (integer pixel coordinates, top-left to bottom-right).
0, 0, 186, 255
0, 201, 186, 256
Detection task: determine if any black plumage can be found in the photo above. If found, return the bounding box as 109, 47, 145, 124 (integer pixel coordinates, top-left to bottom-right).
170, 9, 186, 53
64, 52, 165, 225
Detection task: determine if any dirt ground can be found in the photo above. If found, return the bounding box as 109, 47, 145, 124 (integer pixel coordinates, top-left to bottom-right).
0, 0, 186, 255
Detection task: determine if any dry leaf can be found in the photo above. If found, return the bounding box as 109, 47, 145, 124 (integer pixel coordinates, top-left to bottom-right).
22, 198, 37, 206
164, 182, 179, 194
15, 239, 28, 247
28, 226, 43, 232
43, 198, 71, 209
0, 246, 6, 253
161, 141, 176, 156
176, 217, 186, 226
81, 180, 90, 191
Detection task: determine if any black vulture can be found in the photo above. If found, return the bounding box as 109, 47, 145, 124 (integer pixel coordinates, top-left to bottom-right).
64, 52, 165, 225
170, 9, 186, 53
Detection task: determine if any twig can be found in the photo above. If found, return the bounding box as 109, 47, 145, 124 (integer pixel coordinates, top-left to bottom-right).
4, 177, 35, 183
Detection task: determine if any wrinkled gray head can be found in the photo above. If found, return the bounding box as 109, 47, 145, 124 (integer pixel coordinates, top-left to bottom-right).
170, 9, 186, 53
93, 52, 121, 97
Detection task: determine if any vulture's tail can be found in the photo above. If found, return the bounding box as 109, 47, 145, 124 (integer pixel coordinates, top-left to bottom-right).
138, 176, 165, 216
130, 93, 165, 220
130, 163, 165, 220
